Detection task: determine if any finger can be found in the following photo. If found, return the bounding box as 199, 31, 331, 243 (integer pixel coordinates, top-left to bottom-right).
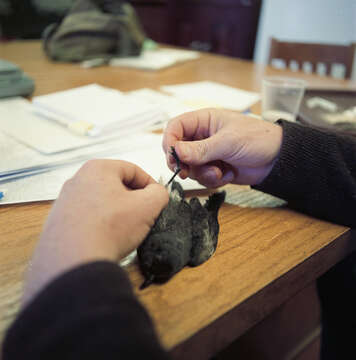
116, 160, 157, 190
75, 159, 156, 190
131, 183, 169, 220
189, 163, 235, 188
174, 133, 226, 165
178, 168, 189, 179
167, 150, 178, 171
166, 150, 189, 175
162, 108, 217, 154
197, 169, 234, 188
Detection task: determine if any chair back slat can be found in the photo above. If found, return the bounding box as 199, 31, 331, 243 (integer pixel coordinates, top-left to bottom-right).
268, 38, 355, 79
324, 63, 331, 76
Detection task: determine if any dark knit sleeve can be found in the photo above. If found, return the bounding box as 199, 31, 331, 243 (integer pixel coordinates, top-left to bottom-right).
254, 120, 356, 228
2, 261, 170, 360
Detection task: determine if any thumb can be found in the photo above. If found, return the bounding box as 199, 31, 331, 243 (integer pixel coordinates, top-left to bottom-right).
131, 183, 169, 220
175, 135, 222, 165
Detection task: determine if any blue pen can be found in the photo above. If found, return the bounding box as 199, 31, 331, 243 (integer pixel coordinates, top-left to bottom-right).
0, 189, 7, 200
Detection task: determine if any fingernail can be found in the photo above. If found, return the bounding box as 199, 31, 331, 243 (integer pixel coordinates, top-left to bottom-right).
179, 171, 187, 179
222, 170, 234, 183
205, 168, 217, 181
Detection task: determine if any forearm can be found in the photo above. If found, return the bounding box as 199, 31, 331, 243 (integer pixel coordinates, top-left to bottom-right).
2, 261, 170, 360
255, 120, 356, 228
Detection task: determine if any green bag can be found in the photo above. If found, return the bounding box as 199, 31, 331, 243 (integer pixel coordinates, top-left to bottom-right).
43, 0, 146, 62
0, 59, 35, 98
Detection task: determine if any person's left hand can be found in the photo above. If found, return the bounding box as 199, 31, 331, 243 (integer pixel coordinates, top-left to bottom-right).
23, 160, 169, 305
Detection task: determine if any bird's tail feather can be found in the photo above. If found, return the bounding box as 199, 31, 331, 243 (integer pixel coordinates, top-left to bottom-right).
205, 191, 226, 213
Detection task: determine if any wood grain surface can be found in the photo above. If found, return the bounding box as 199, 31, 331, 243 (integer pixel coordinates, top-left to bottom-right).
0, 41, 355, 359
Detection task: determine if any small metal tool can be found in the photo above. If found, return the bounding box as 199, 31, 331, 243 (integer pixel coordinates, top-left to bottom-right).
165, 146, 181, 187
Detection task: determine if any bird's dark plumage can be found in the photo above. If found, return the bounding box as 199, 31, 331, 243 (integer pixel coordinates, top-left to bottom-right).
189, 191, 226, 266
137, 181, 225, 289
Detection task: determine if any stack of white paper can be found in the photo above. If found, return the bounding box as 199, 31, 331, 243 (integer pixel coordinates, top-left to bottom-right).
161, 81, 260, 111
32, 84, 167, 137
0, 97, 140, 154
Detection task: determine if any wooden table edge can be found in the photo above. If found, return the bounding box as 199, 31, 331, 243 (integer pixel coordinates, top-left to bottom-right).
170, 228, 356, 359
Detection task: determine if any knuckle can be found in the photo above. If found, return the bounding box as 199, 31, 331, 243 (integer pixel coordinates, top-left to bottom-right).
78, 159, 107, 176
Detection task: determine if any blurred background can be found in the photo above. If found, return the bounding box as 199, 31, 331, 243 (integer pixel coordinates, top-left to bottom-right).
0, 0, 355, 80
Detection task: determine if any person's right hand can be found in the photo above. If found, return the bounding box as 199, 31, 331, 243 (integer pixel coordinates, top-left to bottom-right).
22, 160, 168, 306
163, 108, 283, 188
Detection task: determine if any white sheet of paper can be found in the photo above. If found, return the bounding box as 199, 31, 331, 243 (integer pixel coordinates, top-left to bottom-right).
161, 81, 260, 111
0, 133, 203, 205
0, 129, 159, 177
110, 48, 200, 70
127, 88, 193, 119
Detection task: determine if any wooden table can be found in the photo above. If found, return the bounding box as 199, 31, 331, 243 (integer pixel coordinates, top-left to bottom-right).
0, 41, 355, 359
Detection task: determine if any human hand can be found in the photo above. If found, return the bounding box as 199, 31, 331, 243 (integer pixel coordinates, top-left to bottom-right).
163, 108, 283, 187
23, 160, 168, 305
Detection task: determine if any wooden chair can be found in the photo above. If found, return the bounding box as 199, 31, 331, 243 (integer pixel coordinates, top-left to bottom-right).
268, 37, 355, 79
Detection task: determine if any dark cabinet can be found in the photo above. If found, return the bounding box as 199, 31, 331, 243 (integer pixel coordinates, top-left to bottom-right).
169, 0, 262, 59
130, 0, 172, 44
131, 0, 262, 60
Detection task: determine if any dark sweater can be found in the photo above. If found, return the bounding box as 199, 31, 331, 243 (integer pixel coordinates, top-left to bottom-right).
2, 262, 171, 360
255, 120, 356, 228
3, 121, 356, 359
